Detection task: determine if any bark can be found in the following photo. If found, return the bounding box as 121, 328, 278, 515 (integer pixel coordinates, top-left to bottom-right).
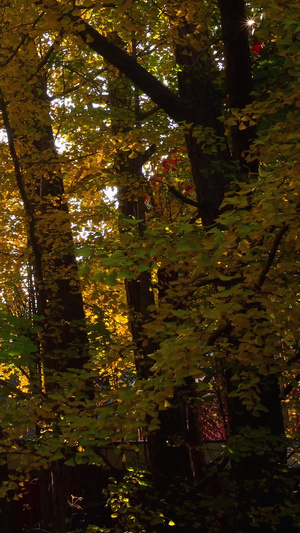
102, 14, 225, 491
76, 0, 287, 503
226, 374, 287, 531
1, 86, 89, 384
219, 0, 252, 111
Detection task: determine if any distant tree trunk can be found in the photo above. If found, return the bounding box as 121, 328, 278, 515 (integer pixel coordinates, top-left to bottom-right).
108, 67, 198, 490
118, 156, 157, 379
119, 154, 197, 488
117, 144, 196, 489
0, 430, 20, 533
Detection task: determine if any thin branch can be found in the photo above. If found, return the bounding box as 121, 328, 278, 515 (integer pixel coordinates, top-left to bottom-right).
187, 209, 202, 224
140, 143, 156, 164
207, 322, 231, 347
166, 183, 204, 208
287, 350, 300, 368
48, 83, 81, 101
148, 178, 203, 208
76, 2, 116, 7
27, 28, 65, 84
0, 12, 44, 68
63, 63, 107, 91
195, 277, 220, 288
137, 105, 161, 121
283, 375, 300, 398
0, 33, 28, 68
257, 224, 289, 288
29, 45, 54, 80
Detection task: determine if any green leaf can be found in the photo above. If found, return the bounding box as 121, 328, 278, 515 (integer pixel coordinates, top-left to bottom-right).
176, 242, 190, 252
65, 458, 76, 467
138, 263, 151, 273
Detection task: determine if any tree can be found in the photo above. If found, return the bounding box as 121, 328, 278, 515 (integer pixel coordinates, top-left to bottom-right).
0, 1, 299, 532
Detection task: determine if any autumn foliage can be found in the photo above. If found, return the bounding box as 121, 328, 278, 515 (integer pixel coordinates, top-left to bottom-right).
0, 1, 299, 532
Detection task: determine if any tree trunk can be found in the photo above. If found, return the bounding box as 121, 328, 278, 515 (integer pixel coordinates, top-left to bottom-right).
174, 16, 230, 226
118, 148, 196, 488
218, 0, 257, 170
107, 62, 199, 491
0, 42, 91, 532
218, 2, 286, 527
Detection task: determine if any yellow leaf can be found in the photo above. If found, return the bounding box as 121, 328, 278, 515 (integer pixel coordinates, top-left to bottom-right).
128, 151, 138, 159
85, 34, 94, 44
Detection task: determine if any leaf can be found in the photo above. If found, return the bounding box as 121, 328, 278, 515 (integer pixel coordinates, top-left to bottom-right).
85, 34, 94, 43
138, 263, 151, 272
176, 242, 190, 252
53, 451, 64, 460
77, 247, 92, 258
65, 458, 76, 467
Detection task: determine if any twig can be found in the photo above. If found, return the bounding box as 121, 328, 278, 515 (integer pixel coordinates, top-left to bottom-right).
0, 33, 29, 68
150, 178, 204, 209
207, 322, 231, 347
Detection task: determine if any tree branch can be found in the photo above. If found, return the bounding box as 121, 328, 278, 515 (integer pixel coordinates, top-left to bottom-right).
137, 105, 161, 121
207, 322, 231, 347
60, 10, 193, 124
258, 225, 289, 288
49, 83, 81, 101
283, 376, 300, 398
167, 184, 204, 208
0, 33, 29, 68
0, 93, 45, 313
287, 350, 300, 368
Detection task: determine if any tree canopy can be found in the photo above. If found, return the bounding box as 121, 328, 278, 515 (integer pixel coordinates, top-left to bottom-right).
0, 1, 299, 532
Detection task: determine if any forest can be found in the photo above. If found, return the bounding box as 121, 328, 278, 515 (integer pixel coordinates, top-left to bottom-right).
0, 0, 299, 531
